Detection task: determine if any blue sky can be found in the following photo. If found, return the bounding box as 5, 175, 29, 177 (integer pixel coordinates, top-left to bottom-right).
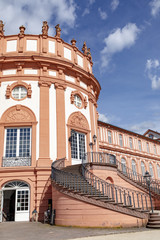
1, 0, 160, 134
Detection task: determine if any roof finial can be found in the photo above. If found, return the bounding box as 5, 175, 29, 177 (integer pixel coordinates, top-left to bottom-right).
0, 20, 4, 37
19, 25, 25, 38
42, 21, 49, 36
71, 38, 76, 47
82, 41, 87, 55
55, 24, 61, 38
87, 48, 92, 61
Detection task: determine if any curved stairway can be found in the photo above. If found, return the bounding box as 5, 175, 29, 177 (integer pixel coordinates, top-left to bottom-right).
51, 158, 149, 220
84, 152, 160, 198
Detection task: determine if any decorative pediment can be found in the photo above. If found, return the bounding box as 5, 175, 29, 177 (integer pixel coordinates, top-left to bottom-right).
68, 112, 89, 130
0, 105, 36, 123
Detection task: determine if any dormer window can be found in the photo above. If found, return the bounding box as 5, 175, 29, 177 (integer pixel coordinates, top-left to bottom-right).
149, 134, 154, 139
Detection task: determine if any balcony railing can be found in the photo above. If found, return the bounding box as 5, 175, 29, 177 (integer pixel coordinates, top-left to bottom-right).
2, 156, 31, 167
83, 152, 116, 165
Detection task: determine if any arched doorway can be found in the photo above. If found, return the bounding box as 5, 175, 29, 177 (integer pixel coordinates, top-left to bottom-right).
2, 181, 30, 222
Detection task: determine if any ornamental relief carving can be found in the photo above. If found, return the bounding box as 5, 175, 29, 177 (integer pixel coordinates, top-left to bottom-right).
68, 112, 89, 130
0, 105, 36, 123
6, 110, 31, 122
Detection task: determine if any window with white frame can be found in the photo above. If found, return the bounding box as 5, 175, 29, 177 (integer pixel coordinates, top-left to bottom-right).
12, 86, 27, 100
141, 161, 145, 176
146, 142, 150, 153
129, 137, 133, 149
5, 128, 31, 158
149, 163, 154, 178
157, 165, 160, 178
71, 130, 85, 160
108, 130, 112, 144
132, 160, 137, 175
138, 140, 142, 151
121, 158, 126, 173
74, 95, 82, 108
119, 134, 123, 147
154, 144, 157, 154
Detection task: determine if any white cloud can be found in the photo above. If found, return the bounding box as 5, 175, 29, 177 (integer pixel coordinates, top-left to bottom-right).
98, 113, 109, 123
129, 120, 160, 134
89, 0, 95, 4
0, 0, 77, 35
98, 8, 107, 20
82, 8, 90, 16
145, 59, 160, 89
146, 59, 160, 70
150, 0, 160, 17
101, 23, 140, 67
111, 0, 119, 11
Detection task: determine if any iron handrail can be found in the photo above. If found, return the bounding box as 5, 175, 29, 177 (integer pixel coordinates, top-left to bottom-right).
81, 163, 150, 210
83, 152, 160, 196
51, 157, 150, 211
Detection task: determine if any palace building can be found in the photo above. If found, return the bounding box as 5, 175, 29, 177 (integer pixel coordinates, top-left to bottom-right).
0, 21, 160, 228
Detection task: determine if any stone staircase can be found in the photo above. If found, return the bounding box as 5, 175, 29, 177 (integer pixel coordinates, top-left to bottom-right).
146, 212, 160, 228
51, 160, 149, 219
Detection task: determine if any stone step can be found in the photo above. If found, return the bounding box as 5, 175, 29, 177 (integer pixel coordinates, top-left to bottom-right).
149, 212, 159, 216
149, 217, 160, 221
146, 224, 160, 229
147, 221, 160, 225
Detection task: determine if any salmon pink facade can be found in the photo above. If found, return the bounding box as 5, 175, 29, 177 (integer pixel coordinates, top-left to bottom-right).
0, 21, 160, 227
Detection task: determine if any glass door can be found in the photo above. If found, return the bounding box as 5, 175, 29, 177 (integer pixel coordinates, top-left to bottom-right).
71, 130, 86, 165
15, 189, 30, 221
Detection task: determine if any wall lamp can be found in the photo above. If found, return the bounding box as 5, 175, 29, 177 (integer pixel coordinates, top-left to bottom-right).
89, 135, 97, 148
144, 171, 153, 213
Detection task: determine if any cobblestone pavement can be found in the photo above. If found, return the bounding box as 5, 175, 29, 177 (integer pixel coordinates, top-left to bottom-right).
1, 222, 158, 240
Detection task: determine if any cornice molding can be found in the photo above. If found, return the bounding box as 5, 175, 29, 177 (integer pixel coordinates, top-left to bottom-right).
99, 144, 160, 161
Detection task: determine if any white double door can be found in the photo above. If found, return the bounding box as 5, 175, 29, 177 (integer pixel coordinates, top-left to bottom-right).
15, 188, 30, 221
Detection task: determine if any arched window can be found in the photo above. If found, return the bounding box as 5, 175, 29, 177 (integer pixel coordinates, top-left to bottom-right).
132, 160, 137, 176
157, 164, 160, 179
141, 161, 145, 176
121, 158, 127, 173
3, 181, 29, 189
149, 163, 154, 178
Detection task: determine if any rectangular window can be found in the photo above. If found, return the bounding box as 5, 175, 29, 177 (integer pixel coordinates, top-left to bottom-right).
6, 40, 17, 52
146, 142, 150, 153
119, 134, 123, 147
71, 130, 85, 160
26, 40, 37, 51
5, 128, 31, 158
154, 144, 157, 154
129, 137, 133, 149
108, 130, 112, 144
138, 140, 142, 151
